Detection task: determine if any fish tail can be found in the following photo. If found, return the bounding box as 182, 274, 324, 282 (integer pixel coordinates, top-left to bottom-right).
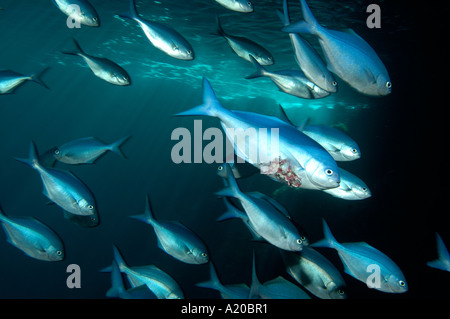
196, 262, 224, 291
118, 0, 139, 20
111, 244, 127, 271
30, 67, 50, 90
276, 0, 290, 26
129, 195, 156, 226
281, 0, 323, 35
105, 260, 125, 298
215, 164, 243, 200
0, 204, 8, 223
109, 136, 130, 159
248, 251, 263, 298
217, 198, 245, 222
174, 77, 225, 118
426, 233, 450, 271
61, 38, 85, 57
310, 219, 339, 249
245, 55, 267, 79
215, 15, 226, 37
14, 141, 42, 171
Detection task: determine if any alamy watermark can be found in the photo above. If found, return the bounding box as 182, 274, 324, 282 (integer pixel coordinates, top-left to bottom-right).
366, 4, 381, 29
66, 4, 82, 29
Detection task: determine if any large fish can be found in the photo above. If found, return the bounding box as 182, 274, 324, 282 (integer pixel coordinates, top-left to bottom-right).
14, 142, 97, 217
312, 220, 408, 293
282, 0, 391, 96
196, 262, 250, 299
130, 196, 209, 265
175, 78, 340, 190
53, 0, 100, 27
216, 16, 274, 66
280, 248, 347, 299
0, 68, 49, 94
0, 207, 64, 262
426, 233, 450, 272
214, 0, 253, 13
107, 245, 184, 299
216, 164, 307, 251
118, 0, 194, 60
280, 106, 361, 161
322, 168, 371, 200
245, 55, 330, 99
277, 0, 337, 93
62, 39, 131, 86
54, 136, 129, 164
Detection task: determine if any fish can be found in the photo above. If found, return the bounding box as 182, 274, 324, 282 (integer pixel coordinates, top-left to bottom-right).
0, 206, 64, 262
196, 262, 250, 299
118, 0, 194, 60
280, 248, 347, 299
63, 210, 99, 228
280, 106, 361, 161
214, 0, 253, 13
249, 252, 310, 299
215, 164, 307, 251
175, 78, 340, 190
216, 16, 274, 65
426, 233, 450, 272
276, 0, 337, 93
130, 196, 209, 265
62, 39, 131, 86
106, 245, 184, 299
0, 68, 49, 94
322, 168, 371, 200
245, 55, 331, 99
54, 136, 129, 165
311, 220, 408, 293
282, 0, 391, 96
217, 162, 260, 182
14, 142, 97, 217
52, 0, 100, 27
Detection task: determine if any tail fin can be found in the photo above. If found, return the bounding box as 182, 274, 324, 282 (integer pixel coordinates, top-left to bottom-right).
276, 0, 290, 27
174, 77, 225, 118
14, 141, 42, 171
248, 251, 263, 298
109, 136, 130, 159
61, 38, 85, 57
196, 262, 225, 291
216, 15, 226, 37
245, 55, 268, 80
105, 259, 126, 298
118, 0, 139, 20
281, 0, 322, 35
426, 233, 450, 271
310, 219, 339, 249
214, 164, 243, 200
217, 197, 246, 222
112, 244, 127, 271
278, 104, 296, 126
129, 195, 157, 227
30, 67, 50, 90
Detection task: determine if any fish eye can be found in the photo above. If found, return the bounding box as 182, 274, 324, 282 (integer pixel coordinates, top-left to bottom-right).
247, 1, 251, 6
187, 50, 192, 55
296, 239, 303, 245
201, 253, 208, 257
362, 187, 367, 191
351, 149, 358, 153
332, 81, 338, 86
218, 165, 223, 171
325, 169, 333, 176
338, 289, 345, 295
300, 236, 306, 241
93, 17, 98, 21
90, 217, 96, 222
399, 280, 405, 287
56, 251, 62, 256
88, 205, 94, 210
386, 81, 392, 88
54, 149, 60, 155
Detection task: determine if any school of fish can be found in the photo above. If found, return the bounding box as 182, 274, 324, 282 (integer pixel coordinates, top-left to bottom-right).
0, 0, 446, 300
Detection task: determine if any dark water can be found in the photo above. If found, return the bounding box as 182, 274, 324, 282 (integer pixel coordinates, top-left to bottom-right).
0, 0, 447, 303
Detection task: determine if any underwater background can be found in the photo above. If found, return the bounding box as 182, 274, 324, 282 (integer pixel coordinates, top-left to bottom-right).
0, 0, 447, 300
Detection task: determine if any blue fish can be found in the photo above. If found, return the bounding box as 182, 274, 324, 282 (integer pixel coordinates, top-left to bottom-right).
214, 0, 253, 13
426, 233, 450, 272
312, 220, 408, 293
0, 206, 64, 262
14, 142, 98, 218
130, 196, 209, 265
53, 0, 99, 27
277, 0, 337, 93
0, 68, 49, 94
322, 168, 371, 200
175, 78, 340, 190
283, 0, 391, 96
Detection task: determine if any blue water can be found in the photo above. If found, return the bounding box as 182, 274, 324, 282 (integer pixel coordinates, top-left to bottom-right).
0, 0, 447, 300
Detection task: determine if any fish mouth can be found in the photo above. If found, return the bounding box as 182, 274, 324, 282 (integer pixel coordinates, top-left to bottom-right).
259, 157, 302, 188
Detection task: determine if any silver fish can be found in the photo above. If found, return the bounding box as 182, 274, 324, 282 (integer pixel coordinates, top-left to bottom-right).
0, 207, 64, 262
277, 0, 337, 93
246, 55, 330, 99
0, 68, 49, 94
280, 248, 347, 299
427, 233, 450, 272
54, 136, 129, 164
214, 0, 253, 13
53, 0, 100, 27
322, 168, 371, 200
196, 262, 250, 299
312, 220, 408, 293
118, 0, 194, 60
107, 245, 184, 299
283, 0, 391, 96
62, 39, 131, 86
130, 196, 209, 265
15, 142, 97, 217
217, 16, 274, 66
